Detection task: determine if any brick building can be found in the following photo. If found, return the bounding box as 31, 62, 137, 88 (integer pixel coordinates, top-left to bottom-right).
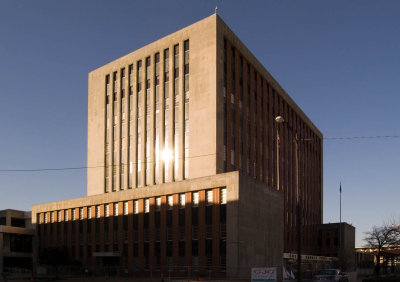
32, 14, 323, 279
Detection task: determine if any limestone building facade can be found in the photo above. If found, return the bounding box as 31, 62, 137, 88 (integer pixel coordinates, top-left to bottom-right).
32, 14, 322, 279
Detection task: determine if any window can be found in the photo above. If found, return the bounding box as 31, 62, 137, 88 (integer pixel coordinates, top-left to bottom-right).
114, 203, 118, 216
220, 188, 227, 204
72, 209, 76, 221
168, 195, 173, 210
164, 48, 170, 183
134, 200, 139, 214
145, 199, 150, 213
179, 194, 185, 209
156, 197, 161, 211
206, 190, 213, 206
96, 206, 100, 218
123, 202, 128, 215
64, 210, 69, 221
192, 192, 199, 207
88, 207, 92, 219
50, 212, 54, 223
79, 208, 84, 220
44, 213, 48, 224
105, 204, 110, 217
57, 211, 61, 222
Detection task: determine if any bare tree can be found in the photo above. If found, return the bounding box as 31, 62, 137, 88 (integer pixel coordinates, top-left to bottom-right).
364, 224, 400, 275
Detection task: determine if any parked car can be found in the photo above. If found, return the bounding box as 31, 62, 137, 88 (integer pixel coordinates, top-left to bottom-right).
312, 269, 348, 282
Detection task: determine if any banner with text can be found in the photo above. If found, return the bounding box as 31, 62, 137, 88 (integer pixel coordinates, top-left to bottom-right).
251, 267, 277, 282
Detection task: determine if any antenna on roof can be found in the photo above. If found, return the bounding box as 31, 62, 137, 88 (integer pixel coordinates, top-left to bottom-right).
215, 6, 218, 14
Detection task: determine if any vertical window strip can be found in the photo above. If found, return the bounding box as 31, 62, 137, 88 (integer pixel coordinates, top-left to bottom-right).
112, 72, 118, 192
137, 60, 142, 187
179, 194, 185, 208
253, 70, 257, 177
156, 197, 161, 211
114, 203, 119, 216
105, 75, 111, 193
184, 40, 189, 179
123, 201, 129, 215
155, 53, 160, 184
173, 44, 179, 180
221, 188, 227, 204
120, 68, 125, 190
144, 199, 150, 213
105, 204, 110, 217
128, 64, 134, 189
145, 57, 151, 185
231, 42, 236, 170
192, 192, 199, 207
239, 56, 243, 171
223, 39, 227, 171
247, 64, 250, 174
79, 208, 83, 220
167, 195, 173, 209
206, 190, 213, 206
164, 48, 170, 182
96, 206, 100, 218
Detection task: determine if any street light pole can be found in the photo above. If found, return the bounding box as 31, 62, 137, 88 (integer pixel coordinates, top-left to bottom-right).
275, 116, 284, 191
276, 122, 280, 191
295, 133, 301, 282
275, 116, 302, 282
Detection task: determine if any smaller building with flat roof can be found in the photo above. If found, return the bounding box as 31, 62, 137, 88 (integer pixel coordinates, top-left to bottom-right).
317, 222, 355, 271
0, 209, 33, 274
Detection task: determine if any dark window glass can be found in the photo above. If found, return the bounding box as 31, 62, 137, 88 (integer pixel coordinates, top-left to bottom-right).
192, 208, 198, 225
104, 218, 109, 232
113, 218, 118, 231
192, 240, 198, 256
206, 239, 212, 256
220, 206, 226, 223
155, 212, 161, 228
123, 216, 128, 230
133, 214, 138, 230
179, 241, 185, 257
167, 241, 173, 257
206, 206, 212, 225
11, 218, 25, 228
167, 210, 172, 227
179, 209, 185, 226
144, 213, 149, 229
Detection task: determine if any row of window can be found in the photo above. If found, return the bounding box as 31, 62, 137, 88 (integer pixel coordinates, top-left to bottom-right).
39, 188, 227, 224
105, 40, 190, 193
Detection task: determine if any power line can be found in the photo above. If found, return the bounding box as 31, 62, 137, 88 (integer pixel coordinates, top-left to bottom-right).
0, 153, 217, 173
0, 166, 96, 172
0, 135, 398, 173
324, 135, 400, 140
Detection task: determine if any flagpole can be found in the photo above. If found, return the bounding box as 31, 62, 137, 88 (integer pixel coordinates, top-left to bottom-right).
339, 182, 342, 267
340, 182, 342, 224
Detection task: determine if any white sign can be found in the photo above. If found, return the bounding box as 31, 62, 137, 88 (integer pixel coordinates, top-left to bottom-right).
251, 267, 277, 282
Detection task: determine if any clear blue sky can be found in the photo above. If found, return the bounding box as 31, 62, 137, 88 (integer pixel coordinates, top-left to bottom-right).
1, 0, 399, 247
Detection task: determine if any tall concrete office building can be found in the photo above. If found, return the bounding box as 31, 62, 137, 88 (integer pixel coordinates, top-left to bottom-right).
33, 14, 322, 279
